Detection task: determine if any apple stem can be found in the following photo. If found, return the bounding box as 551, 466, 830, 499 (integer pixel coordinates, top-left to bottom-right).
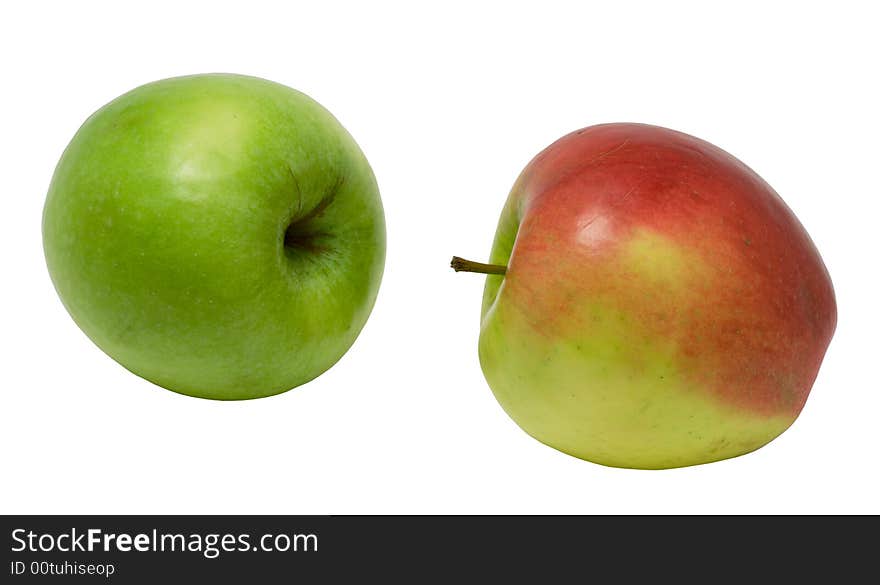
450, 256, 507, 275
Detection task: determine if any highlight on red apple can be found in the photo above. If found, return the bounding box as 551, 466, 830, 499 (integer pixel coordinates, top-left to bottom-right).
42, 74, 386, 400
452, 123, 836, 469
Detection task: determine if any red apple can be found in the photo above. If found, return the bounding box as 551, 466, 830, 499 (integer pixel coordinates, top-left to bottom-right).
454, 123, 836, 469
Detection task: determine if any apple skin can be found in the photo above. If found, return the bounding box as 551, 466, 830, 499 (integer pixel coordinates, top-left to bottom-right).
478, 123, 836, 468
43, 74, 385, 400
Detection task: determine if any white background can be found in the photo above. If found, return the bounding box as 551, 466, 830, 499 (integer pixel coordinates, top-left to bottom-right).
2, 1, 877, 514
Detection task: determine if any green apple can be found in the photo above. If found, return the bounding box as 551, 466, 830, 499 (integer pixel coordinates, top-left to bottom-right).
453, 123, 836, 469
43, 74, 385, 400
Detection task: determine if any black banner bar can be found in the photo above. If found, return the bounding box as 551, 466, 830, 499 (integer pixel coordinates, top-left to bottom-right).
1, 515, 874, 581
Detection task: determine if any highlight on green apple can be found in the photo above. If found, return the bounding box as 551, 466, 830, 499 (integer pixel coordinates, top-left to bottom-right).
43, 73, 386, 400
452, 123, 836, 469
